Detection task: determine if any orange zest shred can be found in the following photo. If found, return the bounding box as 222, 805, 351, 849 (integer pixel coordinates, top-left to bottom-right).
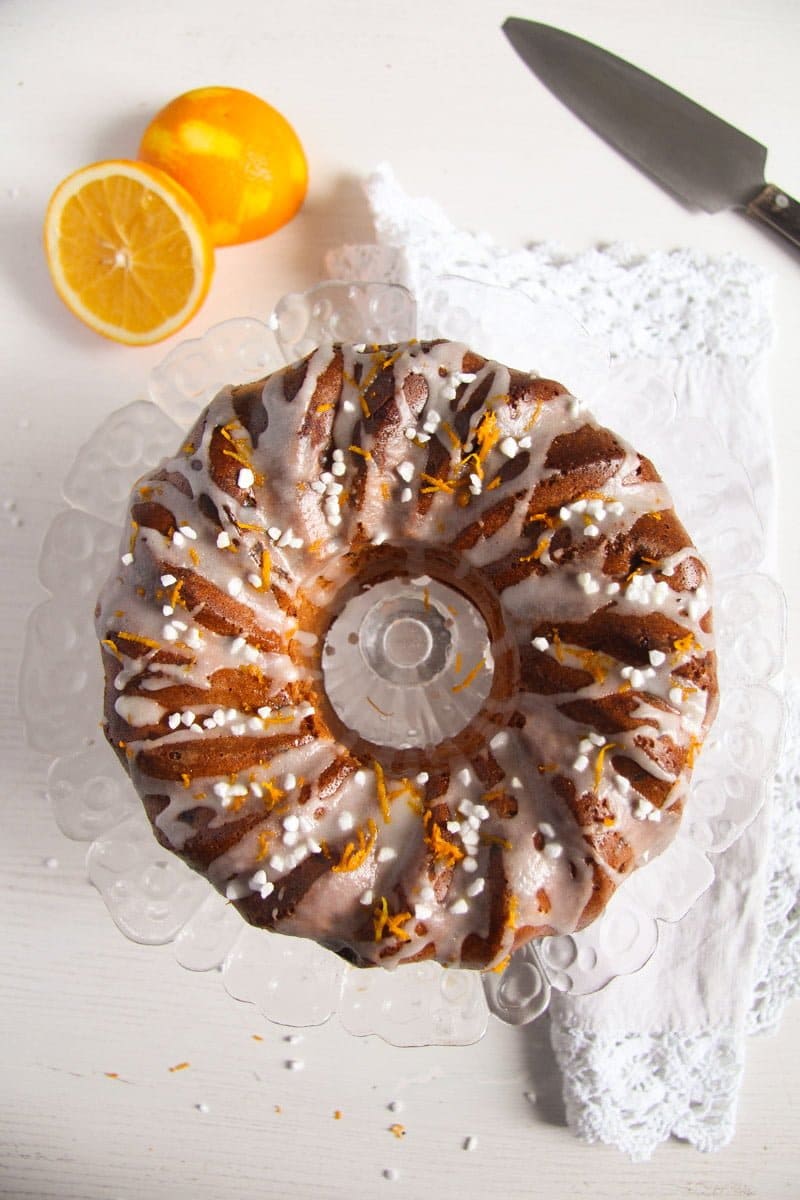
388, 1123, 406, 1138
332, 818, 378, 873
505, 893, 519, 931
529, 511, 560, 528
116, 630, 161, 651
261, 548, 272, 589
524, 396, 544, 430
475, 409, 501, 461
348, 443, 373, 462
673, 633, 699, 657
260, 713, 295, 728
593, 742, 618, 791
168, 1062, 190, 1073
423, 811, 465, 868
451, 656, 485, 694
440, 420, 462, 450
101, 638, 122, 660
566, 645, 610, 684
367, 695, 394, 718
373, 897, 413, 944
374, 761, 390, 823
188, 547, 200, 566
255, 831, 274, 861
420, 472, 454, 494
480, 833, 512, 850
180, 773, 191, 789
519, 535, 550, 563
490, 955, 511, 974
686, 735, 703, 768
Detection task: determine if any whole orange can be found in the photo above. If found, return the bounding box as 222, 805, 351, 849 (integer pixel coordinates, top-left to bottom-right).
138, 86, 308, 246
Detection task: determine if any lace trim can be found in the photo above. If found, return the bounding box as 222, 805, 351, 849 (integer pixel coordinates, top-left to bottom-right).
549, 1023, 742, 1161
749, 676, 800, 1034
326, 163, 774, 363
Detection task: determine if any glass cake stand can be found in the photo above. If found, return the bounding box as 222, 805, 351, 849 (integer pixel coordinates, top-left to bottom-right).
19, 277, 786, 1046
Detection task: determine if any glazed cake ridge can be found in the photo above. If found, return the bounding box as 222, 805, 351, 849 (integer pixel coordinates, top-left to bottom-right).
95, 339, 718, 970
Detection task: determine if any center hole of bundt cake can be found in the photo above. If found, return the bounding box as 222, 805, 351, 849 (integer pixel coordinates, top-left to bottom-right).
361, 595, 449, 685
380, 612, 435, 671
321, 576, 494, 751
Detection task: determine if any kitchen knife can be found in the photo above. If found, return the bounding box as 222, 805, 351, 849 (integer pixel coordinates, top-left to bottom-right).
502, 18, 800, 250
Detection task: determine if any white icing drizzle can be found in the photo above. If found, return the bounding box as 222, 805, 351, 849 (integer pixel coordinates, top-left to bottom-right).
95, 340, 717, 971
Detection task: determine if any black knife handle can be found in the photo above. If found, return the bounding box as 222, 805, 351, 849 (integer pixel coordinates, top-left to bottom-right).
746, 184, 800, 250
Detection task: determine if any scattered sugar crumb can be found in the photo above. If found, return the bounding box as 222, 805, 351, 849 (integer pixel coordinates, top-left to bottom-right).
524, 1090, 537, 1105
285, 1059, 304, 1071
463, 1135, 478, 1151
387, 1099, 403, 1113
196, 1103, 210, 1114
284, 1033, 303, 1044
383, 1168, 399, 1182
43, 857, 58, 869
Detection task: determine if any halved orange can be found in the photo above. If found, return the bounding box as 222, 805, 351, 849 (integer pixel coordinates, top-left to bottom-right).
139, 86, 308, 246
44, 159, 214, 345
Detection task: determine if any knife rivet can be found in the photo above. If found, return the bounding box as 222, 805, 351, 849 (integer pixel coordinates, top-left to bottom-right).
775, 192, 790, 209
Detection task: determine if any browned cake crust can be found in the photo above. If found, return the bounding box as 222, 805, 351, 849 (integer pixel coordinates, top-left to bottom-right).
96, 341, 718, 970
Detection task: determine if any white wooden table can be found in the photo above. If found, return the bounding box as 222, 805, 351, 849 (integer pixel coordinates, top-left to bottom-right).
2, 2, 798, 1197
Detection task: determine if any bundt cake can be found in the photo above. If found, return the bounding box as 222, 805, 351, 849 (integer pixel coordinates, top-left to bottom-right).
95, 340, 718, 970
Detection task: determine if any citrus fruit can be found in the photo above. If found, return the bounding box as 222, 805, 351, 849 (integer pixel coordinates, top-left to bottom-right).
44, 160, 214, 346
138, 86, 308, 246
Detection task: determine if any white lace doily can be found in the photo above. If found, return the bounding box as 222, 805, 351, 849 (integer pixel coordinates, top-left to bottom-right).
321, 164, 798, 1158
19, 276, 784, 1053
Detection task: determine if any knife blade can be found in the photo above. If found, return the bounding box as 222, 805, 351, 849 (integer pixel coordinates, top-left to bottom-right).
502, 18, 800, 250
